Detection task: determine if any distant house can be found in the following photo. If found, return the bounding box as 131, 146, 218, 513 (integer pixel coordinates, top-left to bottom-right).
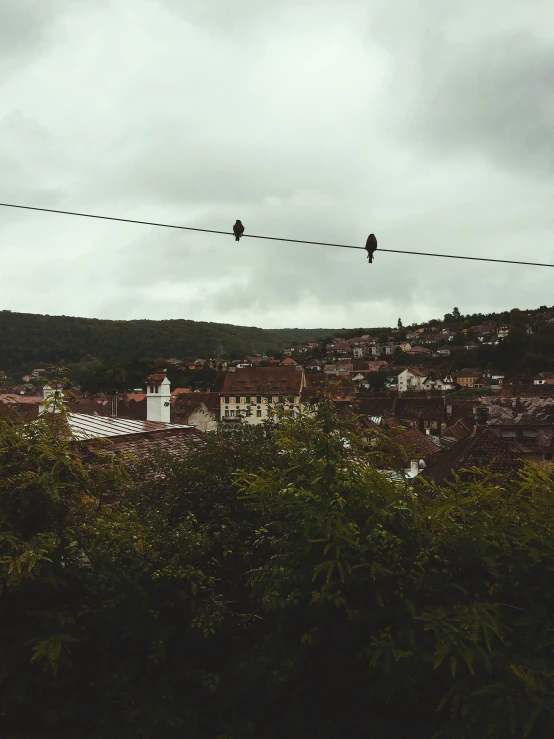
534, 372, 554, 385
31, 369, 46, 379
422, 372, 455, 392
279, 357, 297, 366
398, 368, 428, 393
452, 369, 484, 388
436, 348, 451, 356
306, 360, 323, 371
464, 342, 479, 350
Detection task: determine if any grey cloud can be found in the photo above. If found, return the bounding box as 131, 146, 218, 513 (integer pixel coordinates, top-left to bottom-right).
412, 33, 554, 175
0, 0, 553, 329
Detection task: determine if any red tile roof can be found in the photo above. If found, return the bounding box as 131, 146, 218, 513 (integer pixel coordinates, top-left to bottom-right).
423, 427, 522, 484
222, 367, 303, 394
173, 392, 220, 421
146, 374, 167, 387
393, 428, 441, 460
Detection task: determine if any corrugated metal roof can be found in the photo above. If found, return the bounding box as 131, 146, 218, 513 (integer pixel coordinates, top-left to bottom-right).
67, 413, 193, 440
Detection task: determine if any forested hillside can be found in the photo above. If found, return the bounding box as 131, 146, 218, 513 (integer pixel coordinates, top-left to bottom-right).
0, 310, 330, 369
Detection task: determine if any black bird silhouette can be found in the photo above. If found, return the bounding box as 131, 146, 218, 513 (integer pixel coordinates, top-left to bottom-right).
365, 233, 377, 263
233, 220, 245, 241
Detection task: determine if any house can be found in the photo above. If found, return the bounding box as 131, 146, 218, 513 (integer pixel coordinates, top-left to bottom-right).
172, 392, 220, 432
398, 368, 428, 393
436, 348, 451, 356
534, 372, 554, 385
31, 369, 46, 379
306, 360, 323, 371
452, 369, 483, 388
498, 326, 509, 339
35, 374, 198, 461
464, 341, 479, 350
479, 398, 554, 463
279, 357, 297, 366
394, 397, 444, 435
301, 373, 356, 408
422, 372, 455, 392
407, 346, 431, 356
422, 424, 522, 485
220, 366, 305, 425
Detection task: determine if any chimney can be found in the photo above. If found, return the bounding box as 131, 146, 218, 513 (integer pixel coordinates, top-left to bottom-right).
472, 405, 489, 435
474, 405, 489, 427
146, 373, 171, 423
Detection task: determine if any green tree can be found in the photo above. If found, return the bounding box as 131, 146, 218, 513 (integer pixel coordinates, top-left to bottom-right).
2, 395, 554, 737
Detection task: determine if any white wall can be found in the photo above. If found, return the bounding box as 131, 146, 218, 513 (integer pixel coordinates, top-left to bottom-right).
147, 377, 171, 423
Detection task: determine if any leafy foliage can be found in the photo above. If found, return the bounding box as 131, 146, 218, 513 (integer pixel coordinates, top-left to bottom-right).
1, 397, 554, 737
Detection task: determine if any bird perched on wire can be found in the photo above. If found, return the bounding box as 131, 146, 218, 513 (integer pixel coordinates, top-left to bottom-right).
365, 233, 377, 263
233, 220, 245, 241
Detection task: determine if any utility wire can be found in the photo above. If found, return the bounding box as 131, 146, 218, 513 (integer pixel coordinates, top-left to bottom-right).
1, 201, 552, 268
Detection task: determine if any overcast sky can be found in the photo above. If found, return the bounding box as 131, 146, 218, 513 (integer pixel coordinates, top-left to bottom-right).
1, 0, 553, 330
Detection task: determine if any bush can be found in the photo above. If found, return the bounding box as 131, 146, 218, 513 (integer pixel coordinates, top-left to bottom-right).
1, 400, 554, 738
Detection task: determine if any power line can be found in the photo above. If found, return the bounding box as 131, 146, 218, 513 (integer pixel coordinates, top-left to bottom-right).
1, 201, 553, 268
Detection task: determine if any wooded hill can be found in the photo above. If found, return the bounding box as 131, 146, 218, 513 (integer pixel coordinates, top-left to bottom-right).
0, 310, 331, 369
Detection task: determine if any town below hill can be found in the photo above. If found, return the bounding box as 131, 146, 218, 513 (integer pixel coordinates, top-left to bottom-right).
2, 303, 554, 396
3, 301, 554, 471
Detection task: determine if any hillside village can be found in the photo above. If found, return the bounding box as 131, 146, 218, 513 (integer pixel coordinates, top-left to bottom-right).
2, 306, 554, 480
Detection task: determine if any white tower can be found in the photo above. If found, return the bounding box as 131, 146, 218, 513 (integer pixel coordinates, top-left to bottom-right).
40, 384, 64, 414
146, 373, 171, 423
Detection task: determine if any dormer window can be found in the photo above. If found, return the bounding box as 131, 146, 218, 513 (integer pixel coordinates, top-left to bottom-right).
155, 386, 159, 393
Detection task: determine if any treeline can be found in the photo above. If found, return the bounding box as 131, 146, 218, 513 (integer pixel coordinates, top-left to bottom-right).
68, 357, 225, 394
2, 400, 554, 737
0, 310, 331, 371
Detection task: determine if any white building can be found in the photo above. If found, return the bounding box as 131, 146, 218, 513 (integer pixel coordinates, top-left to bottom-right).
397, 368, 428, 393
146, 373, 171, 423
220, 366, 305, 425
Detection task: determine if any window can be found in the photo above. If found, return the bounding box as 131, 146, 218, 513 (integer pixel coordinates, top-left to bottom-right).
225, 410, 229, 417
257, 396, 262, 404
155, 386, 159, 393
230, 410, 235, 417
245, 396, 251, 404
257, 409, 262, 417
288, 395, 294, 403
235, 396, 241, 404
278, 396, 284, 404
224, 396, 230, 404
